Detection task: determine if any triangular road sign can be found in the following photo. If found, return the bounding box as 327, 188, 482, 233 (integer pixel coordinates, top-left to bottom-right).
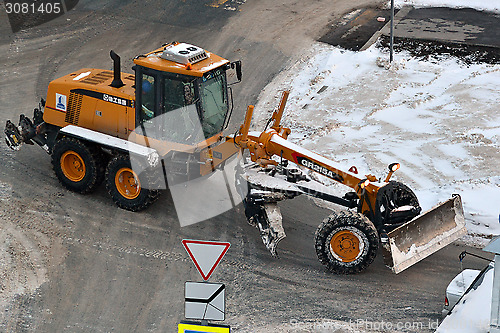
182, 239, 230, 280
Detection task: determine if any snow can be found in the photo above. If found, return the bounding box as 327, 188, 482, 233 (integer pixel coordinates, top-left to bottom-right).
390, 0, 500, 13
447, 269, 481, 297
436, 267, 494, 332
253, 42, 500, 244
243, 167, 302, 192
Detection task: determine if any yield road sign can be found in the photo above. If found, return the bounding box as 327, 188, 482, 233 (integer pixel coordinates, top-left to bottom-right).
182, 240, 230, 280
185, 282, 225, 321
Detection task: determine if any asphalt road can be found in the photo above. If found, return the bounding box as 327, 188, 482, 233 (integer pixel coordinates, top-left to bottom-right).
389, 7, 500, 48
0, 1, 491, 332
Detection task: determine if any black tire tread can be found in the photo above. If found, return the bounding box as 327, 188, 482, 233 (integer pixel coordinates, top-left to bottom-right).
105, 154, 158, 212
92, 146, 107, 187
314, 210, 379, 275
51, 137, 102, 194
375, 181, 421, 228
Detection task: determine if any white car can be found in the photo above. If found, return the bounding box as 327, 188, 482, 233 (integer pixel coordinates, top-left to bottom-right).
442, 262, 494, 317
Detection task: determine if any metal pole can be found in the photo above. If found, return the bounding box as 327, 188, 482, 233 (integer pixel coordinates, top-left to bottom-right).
491, 255, 500, 332
390, 0, 395, 62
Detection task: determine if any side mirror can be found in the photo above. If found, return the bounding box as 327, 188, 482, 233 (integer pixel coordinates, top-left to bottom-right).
228, 61, 242, 85
234, 60, 242, 82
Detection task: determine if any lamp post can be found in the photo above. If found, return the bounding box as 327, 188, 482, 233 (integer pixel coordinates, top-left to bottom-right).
390, 0, 395, 62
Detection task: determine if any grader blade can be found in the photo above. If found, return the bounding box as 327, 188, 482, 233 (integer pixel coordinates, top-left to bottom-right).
382, 194, 466, 274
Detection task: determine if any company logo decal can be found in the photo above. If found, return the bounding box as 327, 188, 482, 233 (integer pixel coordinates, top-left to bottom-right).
70, 89, 133, 107
55, 93, 67, 112
103, 94, 128, 106
295, 155, 344, 182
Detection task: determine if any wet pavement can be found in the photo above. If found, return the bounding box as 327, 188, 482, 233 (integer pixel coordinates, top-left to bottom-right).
321, 5, 500, 62
382, 6, 500, 49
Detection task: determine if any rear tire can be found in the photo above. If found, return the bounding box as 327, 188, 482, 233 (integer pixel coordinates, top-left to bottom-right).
105, 154, 158, 211
314, 210, 379, 274
52, 137, 103, 194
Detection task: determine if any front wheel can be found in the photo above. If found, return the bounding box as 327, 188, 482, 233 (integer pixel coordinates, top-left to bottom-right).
105, 155, 159, 211
314, 210, 379, 274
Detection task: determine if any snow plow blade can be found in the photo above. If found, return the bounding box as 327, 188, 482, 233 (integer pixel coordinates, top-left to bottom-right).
383, 194, 466, 274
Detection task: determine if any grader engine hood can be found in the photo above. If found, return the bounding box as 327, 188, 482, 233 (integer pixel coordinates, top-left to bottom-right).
41, 67, 135, 137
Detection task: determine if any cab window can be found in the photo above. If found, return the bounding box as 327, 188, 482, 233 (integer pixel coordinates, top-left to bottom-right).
140, 73, 155, 124
163, 77, 196, 112
159, 76, 202, 143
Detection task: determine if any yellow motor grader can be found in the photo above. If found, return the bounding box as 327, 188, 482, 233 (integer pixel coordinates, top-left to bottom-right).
5, 42, 465, 274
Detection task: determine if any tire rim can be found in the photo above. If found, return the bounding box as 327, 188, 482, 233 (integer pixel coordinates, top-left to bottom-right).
115, 167, 141, 200
329, 228, 364, 263
60, 150, 86, 182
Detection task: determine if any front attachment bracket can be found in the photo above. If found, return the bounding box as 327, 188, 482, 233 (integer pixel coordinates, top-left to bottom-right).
243, 190, 287, 256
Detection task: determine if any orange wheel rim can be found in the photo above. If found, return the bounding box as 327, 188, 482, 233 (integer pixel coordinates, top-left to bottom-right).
115, 167, 141, 199
60, 150, 86, 182
330, 230, 361, 263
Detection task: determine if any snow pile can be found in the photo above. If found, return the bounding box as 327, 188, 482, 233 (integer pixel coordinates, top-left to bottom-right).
390, 0, 500, 13
254, 43, 500, 243
436, 267, 493, 332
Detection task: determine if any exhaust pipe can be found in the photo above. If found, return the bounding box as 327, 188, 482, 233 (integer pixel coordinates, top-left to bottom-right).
110, 50, 124, 88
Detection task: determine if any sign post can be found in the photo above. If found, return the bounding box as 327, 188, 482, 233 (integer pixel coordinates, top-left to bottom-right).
179, 239, 231, 332
390, 0, 395, 62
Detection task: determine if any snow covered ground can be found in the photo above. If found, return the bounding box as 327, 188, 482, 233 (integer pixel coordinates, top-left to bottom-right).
252, 43, 500, 247
391, 0, 500, 13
